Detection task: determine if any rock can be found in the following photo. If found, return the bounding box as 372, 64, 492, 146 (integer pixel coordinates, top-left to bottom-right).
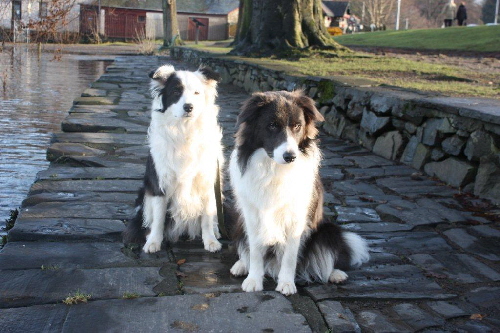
464, 130, 499, 161
404, 122, 417, 134
73, 96, 118, 105
82, 88, 107, 97
356, 310, 405, 332
372, 131, 404, 160
474, 154, 500, 204
427, 301, 468, 319
65, 293, 311, 332
318, 301, 361, 332
323, 108, 346, 138
393, 303, 442, 331
335, 206, 381, 222
400, 136, 419, 165
431, 148, 446, 161
360, 110, 390, 136
0, 242, 136, 270
0, 267, 162, 308
369, 95, 393, 115
47, 143, 106, 161
412, 143, 431, 170
444, 228, 500, 261
358, 130, 376, 150
346, 102, 364, 121
422, 118, 444, 146
8, 217, 125, 242
424, 157, 476, 187
442, 135, 466, 156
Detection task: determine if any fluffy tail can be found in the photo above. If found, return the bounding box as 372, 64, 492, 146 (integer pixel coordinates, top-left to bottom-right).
298, 222, 370, 283
123, 187, 147, 245
342, 231, 370, 268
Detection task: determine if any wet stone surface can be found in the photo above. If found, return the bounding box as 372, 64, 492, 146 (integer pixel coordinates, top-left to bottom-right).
1, 56, 499, 332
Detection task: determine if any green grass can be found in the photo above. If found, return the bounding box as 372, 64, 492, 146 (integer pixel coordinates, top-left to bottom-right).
185, 38, 500, 98
334, 25, 500, 52
63, 291, 91, 305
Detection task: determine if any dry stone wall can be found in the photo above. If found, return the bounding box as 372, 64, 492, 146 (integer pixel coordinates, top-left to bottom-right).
171, 47, 500, 204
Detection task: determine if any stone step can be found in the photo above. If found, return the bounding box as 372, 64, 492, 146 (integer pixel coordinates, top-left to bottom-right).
0, 292, 311, 332
0, 267, 163, 308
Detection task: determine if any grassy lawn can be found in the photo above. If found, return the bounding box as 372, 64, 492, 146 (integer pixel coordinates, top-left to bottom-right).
333, 25, 500, 52
185, 39, 499, 98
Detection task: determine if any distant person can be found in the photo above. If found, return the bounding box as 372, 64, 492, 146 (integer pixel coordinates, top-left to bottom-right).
441, 0, 457, 27
456, 2, 467, 26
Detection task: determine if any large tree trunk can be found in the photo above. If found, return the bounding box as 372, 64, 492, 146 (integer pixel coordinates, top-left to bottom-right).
162, 0, 181, 47
232, 0, 348, 56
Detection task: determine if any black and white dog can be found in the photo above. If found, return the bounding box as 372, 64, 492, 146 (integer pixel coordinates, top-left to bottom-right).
229, 91, 370, 295
123, 64, 224, 253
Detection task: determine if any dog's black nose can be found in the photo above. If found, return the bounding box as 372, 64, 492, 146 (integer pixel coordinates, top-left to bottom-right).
283, 152, 296, 163
183, 103, 193, 113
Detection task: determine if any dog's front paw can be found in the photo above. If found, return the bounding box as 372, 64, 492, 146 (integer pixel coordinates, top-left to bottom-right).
329, 269, 348, 283
242, 277, 263, 292
143, 240, 162, 253
276, 281, 297, 296
230, 260, 248, 276
204, 238, 222, 252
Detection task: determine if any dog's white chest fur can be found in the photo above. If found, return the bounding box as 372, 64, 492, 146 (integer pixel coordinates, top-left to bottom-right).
230, 148, 319, 245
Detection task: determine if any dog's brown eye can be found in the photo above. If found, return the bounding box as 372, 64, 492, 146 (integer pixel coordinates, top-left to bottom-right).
173, 90, 181, 96
293, 124, 302, 130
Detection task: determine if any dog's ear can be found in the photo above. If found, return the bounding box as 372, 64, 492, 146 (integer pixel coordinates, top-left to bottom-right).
149, 64, 176, 83
237, 92, 268, 127
198, 66, 221, 83
293, 91, 324, 139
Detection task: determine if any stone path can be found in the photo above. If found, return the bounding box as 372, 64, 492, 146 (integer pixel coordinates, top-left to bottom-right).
1, 56, 499, 332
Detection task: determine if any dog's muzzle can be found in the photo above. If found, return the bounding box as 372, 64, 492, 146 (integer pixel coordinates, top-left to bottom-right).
283, 151, 296, 163
183, 103, 193, 117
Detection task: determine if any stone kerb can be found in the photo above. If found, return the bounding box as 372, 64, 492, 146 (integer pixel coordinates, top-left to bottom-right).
171, 47, 500, 204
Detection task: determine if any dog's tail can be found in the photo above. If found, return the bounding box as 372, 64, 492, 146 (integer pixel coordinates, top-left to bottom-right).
123, 187, 147, 245
298, 222, 370, 283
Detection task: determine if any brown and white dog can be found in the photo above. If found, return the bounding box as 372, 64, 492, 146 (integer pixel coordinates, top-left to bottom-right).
229, 90, 370, 295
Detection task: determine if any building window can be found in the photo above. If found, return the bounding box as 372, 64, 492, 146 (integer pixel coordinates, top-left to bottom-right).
40, 2, 48, 18
13, 0, 22, 21
138, 16, 146, 23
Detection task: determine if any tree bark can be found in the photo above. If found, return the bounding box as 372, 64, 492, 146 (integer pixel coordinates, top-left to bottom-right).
162, 0, 181, 47
232, 0, 347, 56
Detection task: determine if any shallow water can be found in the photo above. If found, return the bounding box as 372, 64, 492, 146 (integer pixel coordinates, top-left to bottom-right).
0, 45, 115, 236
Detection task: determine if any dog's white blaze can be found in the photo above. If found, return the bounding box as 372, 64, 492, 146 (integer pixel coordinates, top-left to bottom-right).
272, 130, 300, 164
144, 67, 224, 252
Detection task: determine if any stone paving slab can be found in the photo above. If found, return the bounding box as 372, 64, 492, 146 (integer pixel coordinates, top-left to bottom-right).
0, 242, 135, 270
22, 192, 136, 206
61, 116, 147, 133
1, 292, 311, 333
36, 166, 145, 181
52, 132, 147, 145
8, 217, 124, 242
0, 267, 161, 308
28, 179, 141, 194
18, 201, 134, 220
305, 264, 456, 301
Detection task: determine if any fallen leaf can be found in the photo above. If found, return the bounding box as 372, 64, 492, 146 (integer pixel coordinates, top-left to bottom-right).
337, 313, 348, 320
470, 313, 486, 320
191, 303, 209, 311
175, 271, 187, 278
177, 259, 186, 265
